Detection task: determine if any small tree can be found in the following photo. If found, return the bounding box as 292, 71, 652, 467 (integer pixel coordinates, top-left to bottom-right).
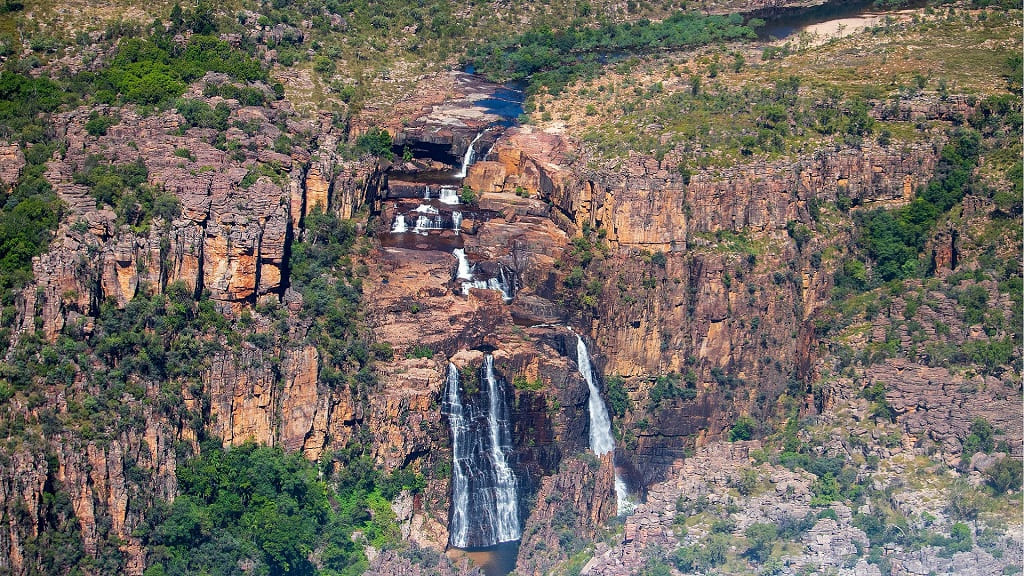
730, 416, 755, 441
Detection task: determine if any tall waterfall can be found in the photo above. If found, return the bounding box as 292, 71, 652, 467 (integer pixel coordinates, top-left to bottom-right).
444, 356, 521, 548
484, 354, 520, 542
454, 249, 473, 280
455, 132, 484, 178
577, 336, 615, 455
575, 334, 636, 515
446, 364, 471, 548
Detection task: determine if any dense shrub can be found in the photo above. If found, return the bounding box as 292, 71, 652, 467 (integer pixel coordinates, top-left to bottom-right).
468, 13, 760, 94
856, 129, 980, 282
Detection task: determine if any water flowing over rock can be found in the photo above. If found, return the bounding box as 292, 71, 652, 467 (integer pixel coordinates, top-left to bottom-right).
576, 335, 635, 515
456, 132, 484, 179
444, 357, 521, 548
454, 249, 473, 280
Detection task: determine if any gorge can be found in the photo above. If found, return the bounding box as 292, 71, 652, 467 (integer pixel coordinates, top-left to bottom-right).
0, 1, 1020, 576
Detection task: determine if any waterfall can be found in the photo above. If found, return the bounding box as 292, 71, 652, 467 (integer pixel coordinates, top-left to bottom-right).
455, 132, 484, 179
443, 357, 521, 548
454, 248, 474, 280
484, 354, 520, 542
391, 214, 408, 233
413, 204, 439, 214
461, 270, 513, 302
447, 363, 471, 548
452, 211, 463, 232
575, 334, 636, 515
577, 336, 615, 455
439, 185, 461, 205
424, 185, 431, 200
413, 214, 446, 234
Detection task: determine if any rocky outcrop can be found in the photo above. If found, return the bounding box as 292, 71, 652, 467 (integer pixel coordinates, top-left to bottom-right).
357, 72, 518, 164
0, 142, 25, 189
516, 454, 616, 576
464, 125, 946, 484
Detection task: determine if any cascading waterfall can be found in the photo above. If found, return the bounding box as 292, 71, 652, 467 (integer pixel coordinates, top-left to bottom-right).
483, 354, 520, 542
391, 214, 408, 233
455, 132, 484, 179
452, 211, 463, 232
575, 334, 636, 515
424, 185, 432, 200
460, 266, 514, 302
454, 248, 474, 280
446, 363, 471, 548
413, 214, 446, 234
443, 356, 521, 549
439, 186, 461, 205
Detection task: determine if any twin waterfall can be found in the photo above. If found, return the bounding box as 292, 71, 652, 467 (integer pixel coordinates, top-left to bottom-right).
576, 335, 635, 515
445, 356, 520, 549
444, 339, 632, 550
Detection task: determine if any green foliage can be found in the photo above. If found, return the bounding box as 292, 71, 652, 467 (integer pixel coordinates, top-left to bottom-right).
469, 13, 759, 94
856, 128, 981, 282
355, 127, 394, 159
177, 99, 231, 130
0, 72, 65, 142
648, 372, 696, 407
74, 156, 149, 206
744, 522, 778, 562
289, 208, 374, 391
672, 533, 731, 571
604, 375, 631, 417
101, 35, 268, 106
85, 112, 119, 136
810, 473, 841, 506
459, 185, 478, 206
962, 417, 995, 458
71, 155, 178, 230
406, 345, 434, 359
861, 382, 895, 423
145, 442, 412, 576
984, 457, 1023, 495
0, 144, 63, 305
729, 416, 755, 442
957, 284, 989, 325
512, 374, 543, 391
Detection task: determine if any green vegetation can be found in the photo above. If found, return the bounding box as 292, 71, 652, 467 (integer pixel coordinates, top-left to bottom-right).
72, 155, 180, 230
854, 128, 980, 282
99, 34, 268, 107
85, 112, 120, 136
289, 208, 376, 393
354, 127, 394, 159
729, 416, 755, 442
648, 372, 697, 407
604, 375, 631, 417
406, 345, 434, 359
985, 458, 1023, 495
0, 142, 62, 308
469, 13, 761, 94
513, 374, 544, 391
144, 442, 420, 576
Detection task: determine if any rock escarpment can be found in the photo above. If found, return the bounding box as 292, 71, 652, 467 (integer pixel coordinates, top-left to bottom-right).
466, 126, 945, 482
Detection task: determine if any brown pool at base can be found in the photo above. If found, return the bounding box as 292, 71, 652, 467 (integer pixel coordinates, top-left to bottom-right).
447, 541, 520, 576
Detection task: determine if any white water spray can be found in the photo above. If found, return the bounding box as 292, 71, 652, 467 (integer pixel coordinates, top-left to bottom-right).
576, 334, 636, 515
455, 132, 484, 179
